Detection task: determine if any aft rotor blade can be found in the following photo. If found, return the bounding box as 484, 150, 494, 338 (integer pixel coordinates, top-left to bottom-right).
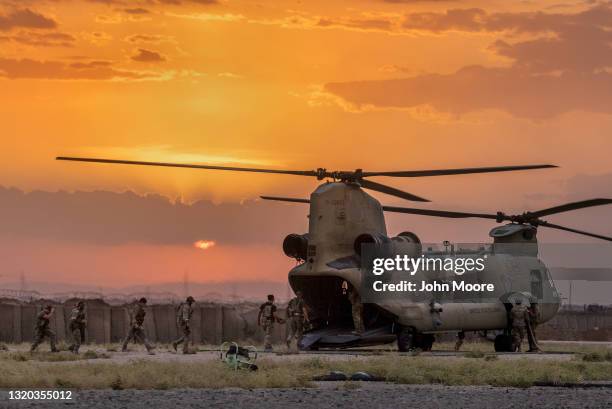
362, 164, 557, 178
260, 196, 310, 204
382, 206, 499, 220
359, 179, 429, 202
538, 221, 612, 242
56, 157, 321, 177
530, 198, 612, 218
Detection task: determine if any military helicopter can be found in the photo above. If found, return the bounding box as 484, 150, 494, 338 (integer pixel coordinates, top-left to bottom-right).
55, 157, 612, 351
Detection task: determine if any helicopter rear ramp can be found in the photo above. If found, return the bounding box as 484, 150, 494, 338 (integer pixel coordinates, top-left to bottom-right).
299, 324, 395, 350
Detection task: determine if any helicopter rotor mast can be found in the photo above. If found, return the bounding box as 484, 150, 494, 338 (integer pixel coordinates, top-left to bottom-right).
56, 156, 555, 204
259, 196, 612, 242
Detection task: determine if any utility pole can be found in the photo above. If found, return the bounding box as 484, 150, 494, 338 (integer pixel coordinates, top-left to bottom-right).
20, 270, 27, 292
183, 269, 190, 298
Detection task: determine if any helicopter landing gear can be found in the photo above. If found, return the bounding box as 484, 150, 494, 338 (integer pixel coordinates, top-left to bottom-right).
415, 334, 435, 351
396, 325, 415, 352
396, 326, 434, 352
494, 334, 513, 352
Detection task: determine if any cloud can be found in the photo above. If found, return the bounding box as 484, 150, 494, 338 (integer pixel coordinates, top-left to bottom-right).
122, 8, 151, 15
316, 17, 394, 31
0, 8, 56, 31
324, 3, 612, 119
325, 66, 612, 119
402, 4, 612, 34
131, 48, 166, 62
0, 30, 75, 47
0, 186, 306, 246
124, 34, 174, 44
0, 57, 154, 80
86, 0, 219, 4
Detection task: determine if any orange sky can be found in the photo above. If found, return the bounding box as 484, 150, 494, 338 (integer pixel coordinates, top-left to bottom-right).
1, 0, 612, 290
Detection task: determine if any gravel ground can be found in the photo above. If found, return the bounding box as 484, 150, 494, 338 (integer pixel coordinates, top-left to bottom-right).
2, 383, 612, 409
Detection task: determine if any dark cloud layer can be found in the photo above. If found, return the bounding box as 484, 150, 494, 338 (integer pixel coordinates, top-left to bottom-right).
326, 66, 612, 119
0, 31, 75, 47
0, 187, 307, 246
0, 8, 56, 31
131, 48, 165, 62
0, 57, 151, 79
325, 3, 612, 119
402, 4, 612, 34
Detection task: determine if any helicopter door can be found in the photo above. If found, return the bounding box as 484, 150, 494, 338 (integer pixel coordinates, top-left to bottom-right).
530, 269, 543, 300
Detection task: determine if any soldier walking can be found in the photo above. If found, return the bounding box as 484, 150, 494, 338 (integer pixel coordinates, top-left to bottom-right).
526, 301, 541, 352
511, 299, 528, 352
258, 294, 281, 351
454, 331, 465, 352
285, 291, 309, 350
121, 297, 155, 355
172, 296, 195, 354
347, 284, 364, 334
68, 301, 87, 354
30, 305, 58, 352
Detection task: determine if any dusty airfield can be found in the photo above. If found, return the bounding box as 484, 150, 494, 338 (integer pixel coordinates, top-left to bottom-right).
3, 383, 612, 409
1, 341, 611, 409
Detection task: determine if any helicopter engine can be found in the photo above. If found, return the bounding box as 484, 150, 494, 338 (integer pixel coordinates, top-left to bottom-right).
353, 231, 421, 257
283, 233, 309, 261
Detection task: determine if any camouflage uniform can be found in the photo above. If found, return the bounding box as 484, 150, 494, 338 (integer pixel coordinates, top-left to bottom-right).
172, 300, 194, 354
285, 296, 306, 349
259, 301, 277, 350
454, 331, 465, 351
511, 303, 528, 352
68, 304, 86, 354
347, 288, 364, 334
121, 302, 154, 353
526, 303, 541, 352
30, 307, 57, 352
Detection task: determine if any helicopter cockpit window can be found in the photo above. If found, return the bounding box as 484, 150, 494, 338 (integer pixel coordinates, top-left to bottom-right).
530, 269, 543, 300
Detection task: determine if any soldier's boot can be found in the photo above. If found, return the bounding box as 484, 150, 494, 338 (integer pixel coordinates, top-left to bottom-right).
286, 339, 291, 349
171, 342, 178, 352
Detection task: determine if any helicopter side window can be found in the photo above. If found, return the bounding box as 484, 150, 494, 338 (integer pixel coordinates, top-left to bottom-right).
530, 269, 543, 300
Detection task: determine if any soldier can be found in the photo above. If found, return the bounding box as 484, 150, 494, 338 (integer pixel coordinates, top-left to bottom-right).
511, 298, 528, 352
121, 297, 155, 355
285, 291, 309, 350
454, 331, 465, 352
526, 301, 541, 352
68, 301, 87, 354
30, 305, 58, 352
172, 296, 195, 354
258, 294, 281, 351
347, 284, 364, 334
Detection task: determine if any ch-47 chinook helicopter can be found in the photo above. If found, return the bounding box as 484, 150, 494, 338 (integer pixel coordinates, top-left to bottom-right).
56, 156, 612, 352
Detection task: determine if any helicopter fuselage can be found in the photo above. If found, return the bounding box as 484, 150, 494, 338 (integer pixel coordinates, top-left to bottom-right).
286, 182, 561, 342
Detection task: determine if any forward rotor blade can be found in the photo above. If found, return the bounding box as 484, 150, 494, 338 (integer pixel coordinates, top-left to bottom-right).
382, 206, 499, 220
362, 164, 557, 178
56, 157, 320, 177
538, 221, 612, 242
359, 179, 429, 202
530, 198, 612, 218
260, 196, 310, 204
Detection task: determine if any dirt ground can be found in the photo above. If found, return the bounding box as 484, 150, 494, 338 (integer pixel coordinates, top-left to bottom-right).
2, 382, 612, 409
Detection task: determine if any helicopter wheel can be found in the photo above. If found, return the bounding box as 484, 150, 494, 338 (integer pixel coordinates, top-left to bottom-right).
396, 325, 415, 352
494, 334, 513, 352
417, 334, 435, 351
